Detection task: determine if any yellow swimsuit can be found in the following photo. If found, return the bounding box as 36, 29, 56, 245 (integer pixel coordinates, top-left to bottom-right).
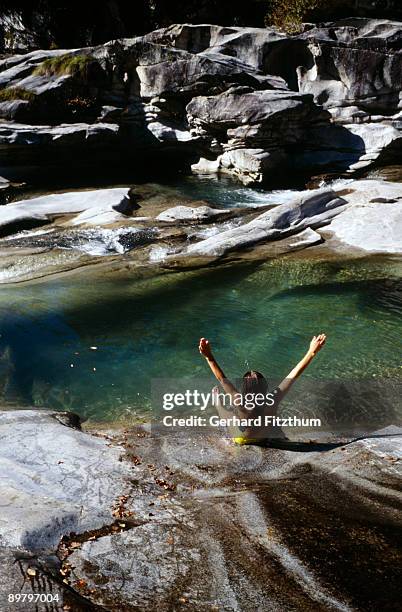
233, 436, 262, 445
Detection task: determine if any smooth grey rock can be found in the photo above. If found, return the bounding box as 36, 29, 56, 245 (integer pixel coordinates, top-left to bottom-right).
0, 176, 11, 189
0, 410, 131, 552
183, 189, 346, 257
146, 121, 193, 142
143, 23, 287, 70
297, 19, 402, 117
0, 121, 119, 148
136, 48, 286, 99
13, 73, 71, 96
0, 406, 400, 610
66, 424, 402, 611
156, 205, 230, 223
323, 180, 402, 254
0, 187, 131, 235
0, 99, 30, 120
0, 20, 401, 184
187, 88, 315, 127
0, 48, 77, 88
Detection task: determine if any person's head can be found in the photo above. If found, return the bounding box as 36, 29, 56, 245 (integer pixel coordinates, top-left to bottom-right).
241, 370, 268, 398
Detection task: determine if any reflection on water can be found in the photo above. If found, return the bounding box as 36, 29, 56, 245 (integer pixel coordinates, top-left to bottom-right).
0, 257, 401, 428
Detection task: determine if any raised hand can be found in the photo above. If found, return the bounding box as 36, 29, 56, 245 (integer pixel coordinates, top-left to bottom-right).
309, 333, 327, 356
199, 337, 212, 358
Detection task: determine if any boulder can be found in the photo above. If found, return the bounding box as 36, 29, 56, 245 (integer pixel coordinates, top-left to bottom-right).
143, 23, 287, 69
144, 19, 402, 119
296, 19, 402, 117
295, 122, 402, 175
0, 99, 30, 121
187, 88, 330, 183
156, 205, 230, 223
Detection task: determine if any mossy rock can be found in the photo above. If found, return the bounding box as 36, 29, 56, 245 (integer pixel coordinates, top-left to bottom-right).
33, 54, 97, 80
0, 87, 36, 102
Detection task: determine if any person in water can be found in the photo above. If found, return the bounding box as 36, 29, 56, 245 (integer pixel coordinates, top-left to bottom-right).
199, 334, 327, 444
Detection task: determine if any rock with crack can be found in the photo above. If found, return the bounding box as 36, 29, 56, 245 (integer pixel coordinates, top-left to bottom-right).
180, 188, 346, 258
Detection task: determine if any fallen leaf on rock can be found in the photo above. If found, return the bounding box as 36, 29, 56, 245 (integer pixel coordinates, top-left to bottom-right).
155, 477, 176, 491
75, 579, 87, 589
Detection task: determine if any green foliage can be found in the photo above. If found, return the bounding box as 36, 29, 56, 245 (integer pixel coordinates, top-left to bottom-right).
266, 0, 324, 33
0, 87, 36, 102
33, 54, 95, 79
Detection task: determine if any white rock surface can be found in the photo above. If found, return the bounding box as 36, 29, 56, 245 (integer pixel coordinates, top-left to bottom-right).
0, 410, 131, 552
325, 202, 402, 254
322, 179, 402, 254
0, 187, 131, 233
156, 204, 230, 223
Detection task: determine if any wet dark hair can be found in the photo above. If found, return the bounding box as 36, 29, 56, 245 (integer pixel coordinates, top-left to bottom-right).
242, 371, 268, 397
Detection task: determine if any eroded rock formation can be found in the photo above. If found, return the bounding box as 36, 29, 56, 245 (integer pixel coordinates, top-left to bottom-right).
0, 19, 401, 185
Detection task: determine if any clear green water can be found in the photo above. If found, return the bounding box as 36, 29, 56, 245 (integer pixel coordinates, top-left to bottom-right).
0, 256, 401, 429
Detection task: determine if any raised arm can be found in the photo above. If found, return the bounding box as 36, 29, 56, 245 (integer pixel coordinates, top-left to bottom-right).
276, 334, 327, 401
199, 338, 239, 401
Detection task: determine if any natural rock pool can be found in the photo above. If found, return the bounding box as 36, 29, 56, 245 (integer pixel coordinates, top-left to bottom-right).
0, 214, 401, 430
